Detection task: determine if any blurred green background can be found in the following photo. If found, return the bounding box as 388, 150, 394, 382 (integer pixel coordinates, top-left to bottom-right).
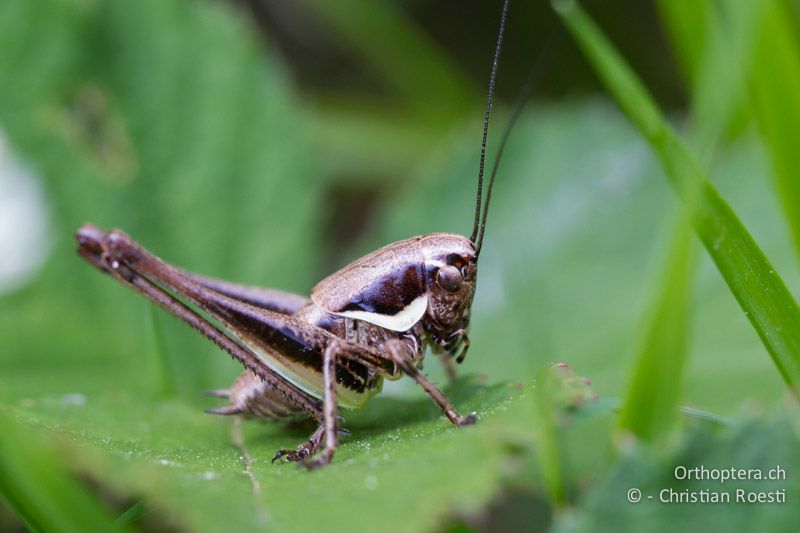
1, 0, 799, 531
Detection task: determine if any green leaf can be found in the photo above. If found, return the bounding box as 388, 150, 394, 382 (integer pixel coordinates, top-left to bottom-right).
8, 381, 531, 532
0, 0, 321, 396
554, 0, 800, 394
0, 411, 124, 533
557, 410, 800, 531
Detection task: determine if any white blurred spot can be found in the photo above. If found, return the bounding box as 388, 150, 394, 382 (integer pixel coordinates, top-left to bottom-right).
364, 475, 378, 490
59, 393, 87, 407
0, 131, 50, 295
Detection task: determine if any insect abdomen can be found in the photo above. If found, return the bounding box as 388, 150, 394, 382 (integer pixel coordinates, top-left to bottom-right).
230, 303, 383, 409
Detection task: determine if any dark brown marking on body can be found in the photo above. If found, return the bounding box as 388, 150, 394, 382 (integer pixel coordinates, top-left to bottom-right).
339, 263, 425, 316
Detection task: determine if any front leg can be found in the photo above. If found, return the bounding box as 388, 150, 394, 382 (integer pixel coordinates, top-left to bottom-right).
384, 340, 477, 427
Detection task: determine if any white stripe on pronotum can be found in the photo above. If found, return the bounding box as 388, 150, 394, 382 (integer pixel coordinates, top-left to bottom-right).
336, 294, 429, 332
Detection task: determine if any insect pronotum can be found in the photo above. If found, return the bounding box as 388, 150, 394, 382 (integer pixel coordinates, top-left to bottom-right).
77, 0, 516, 469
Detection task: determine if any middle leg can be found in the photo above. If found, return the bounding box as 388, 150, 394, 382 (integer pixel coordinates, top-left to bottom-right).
271, 341, 342, 468
302, 341, 340, 469
271, 423, 325, 464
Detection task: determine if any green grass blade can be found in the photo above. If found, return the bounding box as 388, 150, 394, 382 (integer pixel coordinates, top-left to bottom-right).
299, 0, 476, 121
0, 411, 124, 532
553, 0, 800, 392
750, 0, 800, 259
145, 304, 175, 397
531, 365, 600, 504
654, 0, 710, 86
618, 218, 694, 442
532, 367, 567, 506
662, 1, 758, 158
619, 2, 759, 443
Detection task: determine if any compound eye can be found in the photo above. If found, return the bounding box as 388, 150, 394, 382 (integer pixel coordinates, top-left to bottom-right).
436, 265, 463, 293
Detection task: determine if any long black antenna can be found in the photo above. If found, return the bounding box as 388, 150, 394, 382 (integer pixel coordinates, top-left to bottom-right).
470, 0, 510, 244
474, 29, 561, 257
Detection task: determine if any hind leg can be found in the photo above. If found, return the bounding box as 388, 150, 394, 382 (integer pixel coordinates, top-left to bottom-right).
206, 370, 303, 419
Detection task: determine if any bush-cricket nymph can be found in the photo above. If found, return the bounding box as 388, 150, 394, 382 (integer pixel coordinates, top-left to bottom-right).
76, 0, 513, 469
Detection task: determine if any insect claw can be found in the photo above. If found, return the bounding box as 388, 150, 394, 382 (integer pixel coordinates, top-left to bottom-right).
271, 450, 291, 464
458, 412, 478, 427
272, 444, 314, 464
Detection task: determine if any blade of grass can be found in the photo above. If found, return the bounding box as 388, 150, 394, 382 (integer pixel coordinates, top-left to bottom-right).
299, 0, 476, 121
656, 0, 759, 145
679, 2, 757, 156
750, 0, 800, 260
145, 303, 175, 397
553, 0, 800, 393
618, 1, 760, 443
532, 367, 567, 507
618, 218, 694, 442
654, 0, 710, 87
532, 364, 601, 504
0, 411, 124, 532
114, 501, 145, 528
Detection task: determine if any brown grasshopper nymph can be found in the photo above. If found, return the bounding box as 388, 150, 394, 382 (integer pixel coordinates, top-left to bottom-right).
76, 0, 511, 469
